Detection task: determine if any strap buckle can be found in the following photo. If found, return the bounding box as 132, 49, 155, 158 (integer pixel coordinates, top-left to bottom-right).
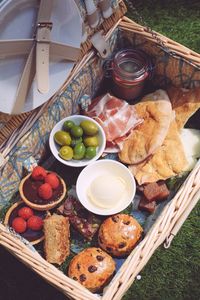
37, 22, 53, 30
36, 22, 53, 44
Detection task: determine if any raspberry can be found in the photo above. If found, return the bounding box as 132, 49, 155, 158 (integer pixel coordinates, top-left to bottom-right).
12, 217, 27, 233
18, 206, 34, 220
38, 183, 53, 200
45, 173, 60, 189
27, 216, 43, 231
32, 166, 47, 181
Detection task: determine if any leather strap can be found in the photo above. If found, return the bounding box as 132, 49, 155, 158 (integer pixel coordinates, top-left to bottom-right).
12, 0, 53, 113
0, 39, 32, 57
37, 0, 53, 23
36, 23, 52, 93
90, 31, 111, 59
36, 0, 54, 93
11, 45, 36, 114
0, 39, 80, 61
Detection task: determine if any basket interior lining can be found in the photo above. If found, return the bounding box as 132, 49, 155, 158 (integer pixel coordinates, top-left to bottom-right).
0, 27, 200, 296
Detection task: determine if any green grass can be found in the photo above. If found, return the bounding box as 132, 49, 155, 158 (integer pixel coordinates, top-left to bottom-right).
122, 1, 200, 299
125, 0, 200, 52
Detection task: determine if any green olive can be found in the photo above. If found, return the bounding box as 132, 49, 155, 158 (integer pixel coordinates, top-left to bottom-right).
73, 143, 86, 160
54, 130, 71, 146
83, 135, 99, 147
80, 120, 98, 136
85, 146, 97, 159
59, 146, 73, 160
71, 136, 83, 148
63, 120, 75, 132
70, 125, 83, 138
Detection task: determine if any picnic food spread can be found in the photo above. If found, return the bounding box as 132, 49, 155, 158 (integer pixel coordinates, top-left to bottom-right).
3, 47, 200, 294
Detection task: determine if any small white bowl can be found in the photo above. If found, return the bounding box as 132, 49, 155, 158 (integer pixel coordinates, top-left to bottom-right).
49, 115, 106, 167
76, 159, 136, 215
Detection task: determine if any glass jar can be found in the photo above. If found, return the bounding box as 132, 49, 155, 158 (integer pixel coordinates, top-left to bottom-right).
111, 49, 152, 102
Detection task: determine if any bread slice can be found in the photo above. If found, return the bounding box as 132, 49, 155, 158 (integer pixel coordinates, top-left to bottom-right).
119, 89, 172, 164
44, 214, 70, 265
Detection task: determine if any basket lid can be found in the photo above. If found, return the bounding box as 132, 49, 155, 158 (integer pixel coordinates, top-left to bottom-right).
0, 0, 82, 114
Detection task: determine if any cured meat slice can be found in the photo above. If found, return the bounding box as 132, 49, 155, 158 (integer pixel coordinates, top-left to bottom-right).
119, 89, 173, 164
86, 93, 142, 150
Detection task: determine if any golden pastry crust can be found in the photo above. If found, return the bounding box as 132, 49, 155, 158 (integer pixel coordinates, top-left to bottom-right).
167, 86, 200, 130
44, 214, 70, 265
68, 247, 115, 293
129, 120, 188, 185
119, 89, 172, 164
98, 214, 143, 257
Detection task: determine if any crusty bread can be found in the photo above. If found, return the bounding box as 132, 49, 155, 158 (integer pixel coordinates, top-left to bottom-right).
119, 90, 172, 164
129, 119, 188, 184
167, 86, 200, 130
44, 214, 70, 265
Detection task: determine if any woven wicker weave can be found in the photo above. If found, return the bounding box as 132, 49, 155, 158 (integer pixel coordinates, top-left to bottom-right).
0, 2, 200, 300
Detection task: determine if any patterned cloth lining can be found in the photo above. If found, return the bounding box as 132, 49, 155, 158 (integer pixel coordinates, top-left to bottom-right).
1, 27, 200, 210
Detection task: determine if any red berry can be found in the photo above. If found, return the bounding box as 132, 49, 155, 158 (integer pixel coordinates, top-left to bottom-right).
18, 206, 34, 220
32, 166, 47, 181
12, 217, 27, 233
45, 173, 60, 190
38, 183, 53, 200
27, 216, 43, 231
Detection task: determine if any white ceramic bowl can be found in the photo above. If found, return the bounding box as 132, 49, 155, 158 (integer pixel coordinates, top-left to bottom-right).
76, 159, 136, 215
49, 115, 106, 167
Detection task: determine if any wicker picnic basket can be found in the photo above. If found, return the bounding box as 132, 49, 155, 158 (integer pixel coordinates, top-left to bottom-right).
1, 1, 200, 300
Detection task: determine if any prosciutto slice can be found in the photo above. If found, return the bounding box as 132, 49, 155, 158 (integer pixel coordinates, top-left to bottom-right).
86, 93, 142, 151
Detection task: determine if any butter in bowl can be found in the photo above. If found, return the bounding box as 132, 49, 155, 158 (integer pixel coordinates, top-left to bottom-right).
76, 159, 136, 215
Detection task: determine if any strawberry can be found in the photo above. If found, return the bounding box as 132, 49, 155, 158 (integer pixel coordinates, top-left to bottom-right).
27, 216, 43, 231
12, 217, 27, 233
45, 173, 60, 189
38, 183, 53, 200
18, 206, 34, 220
32, 166, 47, 181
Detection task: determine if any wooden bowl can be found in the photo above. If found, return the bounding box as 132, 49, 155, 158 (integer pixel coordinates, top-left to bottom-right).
19, 172, 67, 211
4, 201, 46, 245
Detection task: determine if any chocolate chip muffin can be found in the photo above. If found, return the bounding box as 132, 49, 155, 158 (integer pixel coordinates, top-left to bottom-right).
68, 247, 115, 292
98, 214, 143, 257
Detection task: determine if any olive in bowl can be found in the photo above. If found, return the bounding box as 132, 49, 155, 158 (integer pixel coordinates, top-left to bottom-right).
49, 115, 106, 167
